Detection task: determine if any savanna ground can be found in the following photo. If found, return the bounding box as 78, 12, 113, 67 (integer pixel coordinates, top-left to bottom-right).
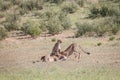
0, 0, 120, 80
0, 30, 120, 80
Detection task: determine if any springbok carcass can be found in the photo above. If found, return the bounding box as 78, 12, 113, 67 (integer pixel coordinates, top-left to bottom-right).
41, 54, 67, 62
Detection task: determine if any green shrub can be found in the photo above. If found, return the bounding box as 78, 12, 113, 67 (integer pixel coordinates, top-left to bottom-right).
40, 10, 71, 35
19, 0, 43, 11
0, 26, 7, 40
3, 22, 18, 31
75, 0, 85, 7
100, 17, 120, 35
19, 1, 33, 11
6, 13, 19, 22
10, 0, 21, 5
0, 1, 11, 11
44, 0, 66, 4
75, 23, 93, 37
75, 20, 119, 37
0, 13, 5, 18
34, 11, 43, 18
89, 6, 100, 18
111, 24, 120, 35
107, 7, 117, 16
61, 2, 78, 14
47, 17, 63, 35
19, 8, 28, 15
43, 9, 56, 20
51, 38, 56, 42
94, 25, 109, 37
114, 0, 120, 3
3, 14, 19, 31
100, 5, 109, 17
109, 36, 115, 41
42, 5, 63, 21
113, 15, 120, 24
62, 19, 71, 30
58, 11, 71, 30
97, 42, 102, 46
39, 20, 48, 32
21, 22, 41, 38
99, 5, 118, 17
89, 3, 120, 18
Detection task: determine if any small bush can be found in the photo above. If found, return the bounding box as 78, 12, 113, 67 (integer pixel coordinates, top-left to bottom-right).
51, 38, 56, 42
39, 20, 48, 32
58, 11, 71, 30
19, 0, 43, 11
61, 2, 78, 14
100, 17, 120, 35
109, 36, 115, 41
34, 11, 43, 18
19, 1, 33, 11
19, 8, 28, 15
47, 17, 63, 35
62, 19, 71, 30
94, 25, 109, 37
113, 15, 120, 25
89, 6, 100, 18
43, 9, 56, 20
44, 0, 66, 4
41, 10, 71, 35
75, 0, 85, 7
32, 6, 72, 35
10, 0, 21, 5
100, 5, 109, 17
2, 14, 19, 31
21, 22, 41, 38
0, 1, 11, 11
75, 23, 93, 37
111, 24, 120, 35
6, 14, 19, 22
97, 42, 102, 46
3, 22, 18, 31
75, 20, 119, 37
99, 5, 118, 17
0, 13, 5, 18
0, 27, 7, 40
89, 4, 120, 18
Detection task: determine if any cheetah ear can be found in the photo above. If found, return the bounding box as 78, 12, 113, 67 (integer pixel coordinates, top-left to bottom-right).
58, 39, 62, 43
60, 40, 62, 43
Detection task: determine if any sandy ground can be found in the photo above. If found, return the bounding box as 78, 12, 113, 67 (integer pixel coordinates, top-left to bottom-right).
0, 30, 120, 72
